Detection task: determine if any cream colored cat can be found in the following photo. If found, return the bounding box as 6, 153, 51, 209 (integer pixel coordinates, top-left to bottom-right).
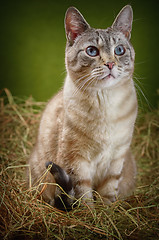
28, 5, 137, 209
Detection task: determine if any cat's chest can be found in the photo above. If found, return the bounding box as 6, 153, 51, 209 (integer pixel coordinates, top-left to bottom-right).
66, 81, 137, 158
87, 91, 132, 145
88, 88, 137, 183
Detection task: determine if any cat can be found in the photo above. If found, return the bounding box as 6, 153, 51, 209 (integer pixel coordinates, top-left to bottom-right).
27, 5, 137, 209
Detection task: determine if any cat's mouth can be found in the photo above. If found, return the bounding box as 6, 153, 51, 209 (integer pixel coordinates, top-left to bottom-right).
91, 68, 116, 83
97, 73, 116, 83
107, 74, 115, 79
103, 73, 115, 80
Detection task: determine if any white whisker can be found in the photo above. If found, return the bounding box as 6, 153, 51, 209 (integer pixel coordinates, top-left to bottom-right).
77, 75, 94, 93
134, 81, 152, 110
74, 73, 91, 86
135, 61, 146, 66
92, 68, 104, 76
82, 76, 96, 93
70, 75, 94, 101
71, 73, 91, 97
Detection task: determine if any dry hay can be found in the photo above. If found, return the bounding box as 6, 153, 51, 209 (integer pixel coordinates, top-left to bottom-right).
0, 89, 159, 240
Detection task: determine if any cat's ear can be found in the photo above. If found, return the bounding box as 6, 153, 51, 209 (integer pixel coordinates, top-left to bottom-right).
112, 5, 133, 39
65, 7, 90, 45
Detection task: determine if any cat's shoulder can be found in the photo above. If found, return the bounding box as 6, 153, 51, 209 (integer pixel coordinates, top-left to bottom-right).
40, 89, 64, 124
45, 89, 63, 110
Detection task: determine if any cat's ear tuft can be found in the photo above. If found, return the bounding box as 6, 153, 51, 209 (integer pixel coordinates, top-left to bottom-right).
112, 5, 133, 40
65, 7, 90, 45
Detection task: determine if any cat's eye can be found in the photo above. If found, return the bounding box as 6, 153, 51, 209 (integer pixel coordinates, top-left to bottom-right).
86, 46, 99, 57
114, 45, 126, 56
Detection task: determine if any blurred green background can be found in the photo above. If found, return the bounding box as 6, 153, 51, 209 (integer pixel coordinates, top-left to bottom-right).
0, 0, 159, 108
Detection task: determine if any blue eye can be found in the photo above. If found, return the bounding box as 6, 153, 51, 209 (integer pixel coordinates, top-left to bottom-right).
114, 45, 126, 56
86, 46, 99, 57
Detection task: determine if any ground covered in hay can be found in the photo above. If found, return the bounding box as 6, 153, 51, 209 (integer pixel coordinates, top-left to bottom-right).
0, 89, 159, 240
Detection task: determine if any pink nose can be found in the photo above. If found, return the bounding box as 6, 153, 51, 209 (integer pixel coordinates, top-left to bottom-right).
105, 62, 115, 70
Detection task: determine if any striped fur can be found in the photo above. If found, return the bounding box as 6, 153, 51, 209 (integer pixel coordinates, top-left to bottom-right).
28, 5, 137, 209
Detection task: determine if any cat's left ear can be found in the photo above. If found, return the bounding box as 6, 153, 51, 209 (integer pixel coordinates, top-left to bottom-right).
112, 5, 133, 40
65, 7, 90, 45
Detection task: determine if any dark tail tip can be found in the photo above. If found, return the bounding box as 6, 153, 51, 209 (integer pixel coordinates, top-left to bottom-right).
45, 161, 73, 193
46, 161, 74, 211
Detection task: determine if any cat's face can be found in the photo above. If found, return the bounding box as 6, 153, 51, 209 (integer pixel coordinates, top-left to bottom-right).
65, 5, 135, 90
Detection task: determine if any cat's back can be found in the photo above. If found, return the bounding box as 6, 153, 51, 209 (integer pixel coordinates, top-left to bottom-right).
37, 90, 64, 155
28, 90, 64, 187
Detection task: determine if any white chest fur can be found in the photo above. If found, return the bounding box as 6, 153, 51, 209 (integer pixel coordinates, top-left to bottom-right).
64, 76, 137, 186
88, 81, 137, 185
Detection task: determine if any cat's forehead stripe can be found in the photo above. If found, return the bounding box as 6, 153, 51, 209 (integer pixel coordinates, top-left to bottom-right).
98, 36, 104, 47
112, 37, 117, 45
97, 31, 116, 49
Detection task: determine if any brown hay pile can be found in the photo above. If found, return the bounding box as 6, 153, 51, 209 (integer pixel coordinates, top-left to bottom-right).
0, 89, 159, 240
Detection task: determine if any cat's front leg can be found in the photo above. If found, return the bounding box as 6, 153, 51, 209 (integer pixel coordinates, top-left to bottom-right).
96, 155, 126, 204
71, 160, 94, 206
96, 151, 136, 204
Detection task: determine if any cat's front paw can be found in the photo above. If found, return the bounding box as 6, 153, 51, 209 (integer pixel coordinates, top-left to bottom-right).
102, 194, 118, 205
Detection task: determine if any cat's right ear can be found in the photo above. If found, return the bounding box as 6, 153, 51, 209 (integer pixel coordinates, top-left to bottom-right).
65, 7, 90, 45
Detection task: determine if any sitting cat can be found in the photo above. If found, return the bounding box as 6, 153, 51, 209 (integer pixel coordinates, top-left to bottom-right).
28, 5, 137, 209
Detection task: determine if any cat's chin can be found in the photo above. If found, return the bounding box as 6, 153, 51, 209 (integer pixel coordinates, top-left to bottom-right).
94, 76, 120, 89
90, 76, 129, 90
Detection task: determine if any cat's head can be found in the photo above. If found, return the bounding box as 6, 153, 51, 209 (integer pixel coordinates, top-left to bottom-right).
65, 5, 135, 90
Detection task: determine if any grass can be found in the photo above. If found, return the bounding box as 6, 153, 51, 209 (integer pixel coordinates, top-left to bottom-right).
0, 88, 159, 240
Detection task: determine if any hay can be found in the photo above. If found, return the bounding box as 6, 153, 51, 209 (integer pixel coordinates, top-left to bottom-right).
0, 89, 159, 240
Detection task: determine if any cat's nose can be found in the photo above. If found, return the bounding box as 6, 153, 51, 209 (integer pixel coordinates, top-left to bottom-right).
105, 62, 115, 70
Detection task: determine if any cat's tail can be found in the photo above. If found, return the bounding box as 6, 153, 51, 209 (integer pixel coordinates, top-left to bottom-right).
45, 161, 75, 211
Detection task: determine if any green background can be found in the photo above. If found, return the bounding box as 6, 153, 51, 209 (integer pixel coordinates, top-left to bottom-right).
0, 0, 159, 108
